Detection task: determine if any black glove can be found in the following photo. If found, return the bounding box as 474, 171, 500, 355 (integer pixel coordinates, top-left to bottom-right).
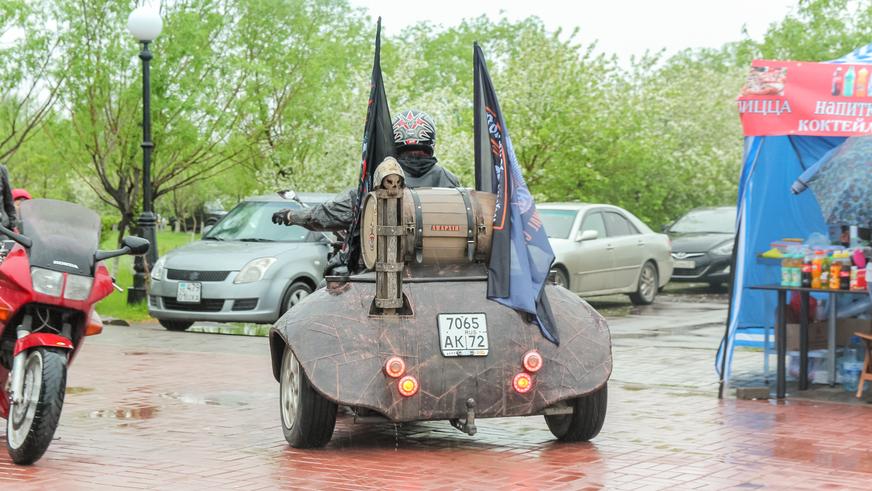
272, 209, 293, 226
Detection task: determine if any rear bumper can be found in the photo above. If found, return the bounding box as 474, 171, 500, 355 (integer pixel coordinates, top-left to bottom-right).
270, 280, 613, 422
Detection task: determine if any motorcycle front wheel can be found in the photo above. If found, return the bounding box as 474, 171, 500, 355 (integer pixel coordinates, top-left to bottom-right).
6, 348, 67, 465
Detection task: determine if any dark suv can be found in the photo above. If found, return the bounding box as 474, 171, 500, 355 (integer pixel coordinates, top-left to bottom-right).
665, 206, 736, 288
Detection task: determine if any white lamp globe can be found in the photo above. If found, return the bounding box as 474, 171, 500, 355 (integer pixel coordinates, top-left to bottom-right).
127, 6, 163, 42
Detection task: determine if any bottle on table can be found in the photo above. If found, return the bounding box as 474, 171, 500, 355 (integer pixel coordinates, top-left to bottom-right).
781, 254, 791, 287
793, 253, 803, 287
801, 255, 812, 288
811, 250, 824, 288
829, 252, 842, 290
839, 266, 851, 290
821, 253, 832, 288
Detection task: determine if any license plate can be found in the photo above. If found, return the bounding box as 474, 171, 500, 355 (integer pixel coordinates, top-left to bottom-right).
176, 282, 201, 303
438, 313, 488, 357
674, 260, 695, 269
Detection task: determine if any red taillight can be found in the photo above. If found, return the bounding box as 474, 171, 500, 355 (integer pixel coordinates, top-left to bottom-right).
522, 350, 543, 373
398, 375, 419, 397
384, 356, 406, 378
512, 372, 533, 394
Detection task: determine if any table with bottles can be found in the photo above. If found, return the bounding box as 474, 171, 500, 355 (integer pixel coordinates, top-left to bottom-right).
749, 285, 868, 398
752, 246, 870, 398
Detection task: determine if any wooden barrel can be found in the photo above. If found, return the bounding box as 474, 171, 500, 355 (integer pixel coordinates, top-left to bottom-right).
360, 187, 495, 268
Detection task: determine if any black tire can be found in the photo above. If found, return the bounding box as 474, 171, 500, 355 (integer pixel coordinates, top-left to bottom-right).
159, 319, 194, 332
280, 282, 314, 316
279, 346, 336, 448
6, 348, 68, 465
545, 384, 607, 443
551, 266, 570, 290
629, 261, 658, 305
707, 281, 727, 292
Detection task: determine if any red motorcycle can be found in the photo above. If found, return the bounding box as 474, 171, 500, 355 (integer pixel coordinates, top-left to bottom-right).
0, 198, 148, 465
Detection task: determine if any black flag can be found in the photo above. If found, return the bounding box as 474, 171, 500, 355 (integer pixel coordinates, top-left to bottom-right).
346, 18, 395, 271
474, 43, 558, 344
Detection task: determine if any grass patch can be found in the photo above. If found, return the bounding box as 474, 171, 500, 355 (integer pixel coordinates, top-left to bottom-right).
96, 230, 199, 321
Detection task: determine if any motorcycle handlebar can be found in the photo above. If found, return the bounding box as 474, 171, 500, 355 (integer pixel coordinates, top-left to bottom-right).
0, 224, 33, 248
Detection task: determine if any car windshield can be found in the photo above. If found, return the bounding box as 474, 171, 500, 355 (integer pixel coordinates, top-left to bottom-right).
539, 209, 578, 239
670, 208, 736, 234
204, 201, 309, 242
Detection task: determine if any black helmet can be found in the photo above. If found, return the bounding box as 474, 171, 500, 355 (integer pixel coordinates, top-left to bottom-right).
392, 109, 436, 153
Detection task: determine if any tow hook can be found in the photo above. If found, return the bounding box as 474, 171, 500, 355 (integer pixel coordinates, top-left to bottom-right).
450, 398, 477, 436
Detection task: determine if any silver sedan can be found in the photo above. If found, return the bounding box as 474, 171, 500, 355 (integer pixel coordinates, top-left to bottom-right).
147, 193, 333, 331
539, 203, 673, 305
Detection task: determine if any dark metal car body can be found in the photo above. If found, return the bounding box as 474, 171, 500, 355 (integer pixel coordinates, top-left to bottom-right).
666, 206, 736, 286
268, 265, 612, 423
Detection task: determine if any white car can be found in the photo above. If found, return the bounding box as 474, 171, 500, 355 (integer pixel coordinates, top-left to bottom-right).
538, 203, 673, 305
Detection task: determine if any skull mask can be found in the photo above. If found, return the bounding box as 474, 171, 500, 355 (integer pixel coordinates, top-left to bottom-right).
373, 157, 405, 196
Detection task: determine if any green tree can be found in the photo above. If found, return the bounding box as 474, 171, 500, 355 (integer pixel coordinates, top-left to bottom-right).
754, 0, 872, 62
20, 0, 370, 244
0, 0, 64, 162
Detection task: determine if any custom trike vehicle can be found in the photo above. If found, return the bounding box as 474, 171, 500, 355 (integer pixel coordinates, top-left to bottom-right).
268, 164, 612, 448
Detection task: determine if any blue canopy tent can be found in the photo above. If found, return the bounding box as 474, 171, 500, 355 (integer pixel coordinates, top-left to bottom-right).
717, 44, 872, 392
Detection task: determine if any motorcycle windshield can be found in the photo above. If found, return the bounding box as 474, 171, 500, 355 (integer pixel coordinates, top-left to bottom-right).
19, 199, 101, 275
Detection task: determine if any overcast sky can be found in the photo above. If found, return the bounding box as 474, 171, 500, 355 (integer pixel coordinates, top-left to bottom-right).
348, 0, 798, 61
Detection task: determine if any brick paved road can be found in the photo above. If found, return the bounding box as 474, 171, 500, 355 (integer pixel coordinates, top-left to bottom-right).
2, 301, 871, 490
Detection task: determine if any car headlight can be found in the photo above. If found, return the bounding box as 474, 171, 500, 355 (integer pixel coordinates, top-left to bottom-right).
151, 256, 167, 281
234, 257, 277, 284
712, 241, 734, 256
64, 274, 94, 301
32, 268, 64, 297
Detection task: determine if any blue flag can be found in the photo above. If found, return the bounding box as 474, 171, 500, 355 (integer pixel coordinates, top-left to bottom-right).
474, 44, 558, 344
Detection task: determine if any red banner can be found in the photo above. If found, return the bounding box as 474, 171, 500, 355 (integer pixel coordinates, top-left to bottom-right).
738, 59, 872, 136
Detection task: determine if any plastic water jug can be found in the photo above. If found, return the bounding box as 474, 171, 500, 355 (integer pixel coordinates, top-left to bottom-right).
840, 336, 865, 392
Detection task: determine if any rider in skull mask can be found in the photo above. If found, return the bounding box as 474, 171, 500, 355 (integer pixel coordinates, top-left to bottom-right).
271, 109, 459, 231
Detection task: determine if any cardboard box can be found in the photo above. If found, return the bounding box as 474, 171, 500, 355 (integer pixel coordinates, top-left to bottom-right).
782, 318, 871, 351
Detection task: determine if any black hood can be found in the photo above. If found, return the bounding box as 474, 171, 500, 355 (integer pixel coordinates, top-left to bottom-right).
669, 232, 733, 253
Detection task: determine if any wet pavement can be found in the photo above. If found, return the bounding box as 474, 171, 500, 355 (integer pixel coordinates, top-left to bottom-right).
2, 294, 871, 490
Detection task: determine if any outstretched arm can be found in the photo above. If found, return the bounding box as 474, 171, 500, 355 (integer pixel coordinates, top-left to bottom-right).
271, 188, 357, 232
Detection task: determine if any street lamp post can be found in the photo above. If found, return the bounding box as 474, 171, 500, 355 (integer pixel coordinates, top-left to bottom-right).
126, 6, 163, 304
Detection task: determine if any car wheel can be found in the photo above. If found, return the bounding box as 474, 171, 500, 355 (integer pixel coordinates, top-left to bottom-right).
707, 281, 727, 292
281, 282, 313, 315
280, 346, 337, 448
629, 261, 658, 305
551, 267, 570, 290
159, 319, 194, 332
545, 384, 607, 442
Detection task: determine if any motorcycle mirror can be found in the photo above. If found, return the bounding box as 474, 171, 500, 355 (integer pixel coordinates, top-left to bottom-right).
95, 236, 150, 262
277, 190, 297, 201
278, 189, 308, 208
121, 236, 150, 256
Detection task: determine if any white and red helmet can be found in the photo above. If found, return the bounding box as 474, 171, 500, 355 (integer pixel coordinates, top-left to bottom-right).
392, 109, 436, 153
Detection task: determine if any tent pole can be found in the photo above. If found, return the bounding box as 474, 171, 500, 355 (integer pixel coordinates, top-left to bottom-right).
718, 220, 741, 399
